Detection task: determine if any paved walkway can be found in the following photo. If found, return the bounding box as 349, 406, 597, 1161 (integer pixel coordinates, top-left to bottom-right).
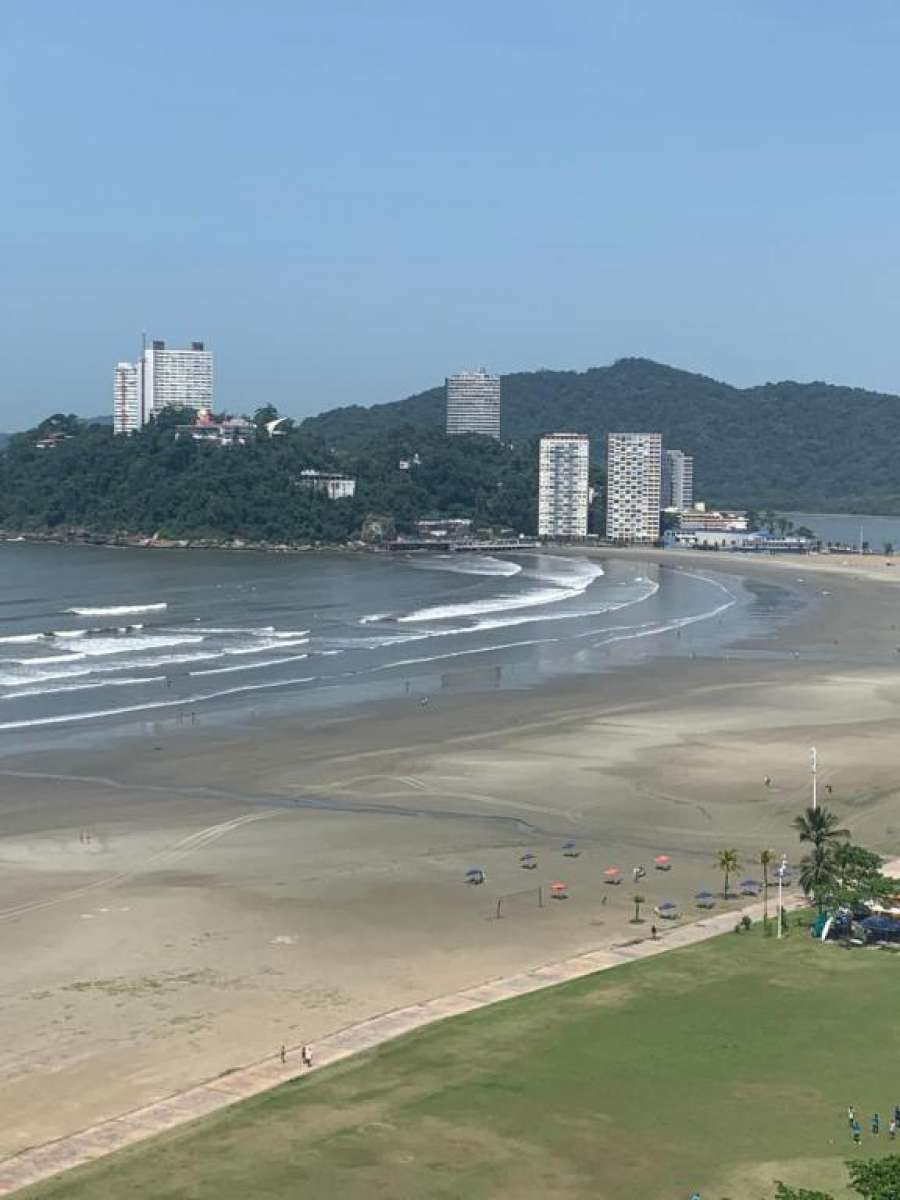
2, 867, 895, 1197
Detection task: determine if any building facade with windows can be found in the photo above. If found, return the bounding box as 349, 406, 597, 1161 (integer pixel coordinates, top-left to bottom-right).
113, 339, 213, 433
538, 433, 590, 538
661, 449, 694, 511
445, 370, 501, 439
606, 432, 662, 542
113, 361, 141, 434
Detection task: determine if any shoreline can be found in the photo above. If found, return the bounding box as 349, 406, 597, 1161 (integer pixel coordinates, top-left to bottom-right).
3, 551, 900, 1168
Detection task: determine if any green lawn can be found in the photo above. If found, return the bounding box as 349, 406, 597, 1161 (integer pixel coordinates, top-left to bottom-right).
19, 920, 900, 1200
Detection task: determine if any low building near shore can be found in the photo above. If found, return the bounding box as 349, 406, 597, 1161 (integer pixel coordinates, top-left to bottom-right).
665, 528, 814, 552
294, 470, 357, 500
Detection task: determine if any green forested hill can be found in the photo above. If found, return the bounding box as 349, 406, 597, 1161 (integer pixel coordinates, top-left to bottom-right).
0, 416, 540, 542
3, 358, 900, 544
301, 358, 900, 512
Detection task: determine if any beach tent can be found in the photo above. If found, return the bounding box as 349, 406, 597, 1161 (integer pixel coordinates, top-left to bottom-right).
550, 881, 569, 899
465, 868, 485, 885
654, 855, 672, 871
860, 914, 900, 939
562, 841, 580, 857
604, 867, 623, 884
520, 852, 538, 870
695, 889, 715, 909
656, 900, 679, 919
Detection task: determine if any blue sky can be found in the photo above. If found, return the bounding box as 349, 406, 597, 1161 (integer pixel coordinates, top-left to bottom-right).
3, 1, 900, 425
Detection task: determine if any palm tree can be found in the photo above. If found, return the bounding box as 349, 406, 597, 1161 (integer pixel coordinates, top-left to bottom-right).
793, 806, 849, 853
716, 849, 740, 898
799, 847, 839, 913
759, 848, 774, 922
632, 894, 645, 924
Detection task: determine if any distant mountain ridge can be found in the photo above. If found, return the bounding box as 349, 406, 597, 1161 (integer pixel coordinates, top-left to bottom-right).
300, 358, 900, 512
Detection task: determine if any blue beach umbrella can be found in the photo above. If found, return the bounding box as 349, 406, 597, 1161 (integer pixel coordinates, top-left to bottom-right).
695, 889, 714, 900
658, 900, 678, 911
519, 852, 537, 861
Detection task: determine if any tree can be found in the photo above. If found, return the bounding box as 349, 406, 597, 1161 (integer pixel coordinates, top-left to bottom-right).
760, 848, 774, 921
631, 894, 645, 924
773, 1185, 834, 1200
846, 1155, 900, 1198
799, 847, 839, 913
716, 848, 740, 898
793, 806, 850, 853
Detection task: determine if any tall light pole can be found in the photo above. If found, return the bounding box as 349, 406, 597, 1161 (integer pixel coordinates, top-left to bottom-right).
810, 746, 817, 811
777, 855, 788, 940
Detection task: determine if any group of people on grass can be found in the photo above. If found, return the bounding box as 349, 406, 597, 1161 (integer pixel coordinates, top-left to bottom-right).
848, 1103, 899, 1143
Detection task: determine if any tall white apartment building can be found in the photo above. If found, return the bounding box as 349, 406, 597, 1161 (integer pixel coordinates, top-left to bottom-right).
606, 432, 662, 543
661, 449, 694, 511
446, 370, 501, 439
538, 433, 590, 538
142, 340, 213, 416
113, 362, 141, 434
113, 338, 213, 433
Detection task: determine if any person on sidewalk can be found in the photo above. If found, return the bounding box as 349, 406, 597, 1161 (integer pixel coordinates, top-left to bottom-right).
301, 1045, 313, 1069
280, 1044, 286, 1064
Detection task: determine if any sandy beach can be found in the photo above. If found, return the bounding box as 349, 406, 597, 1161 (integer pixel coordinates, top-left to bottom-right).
2, 548, 900, 1160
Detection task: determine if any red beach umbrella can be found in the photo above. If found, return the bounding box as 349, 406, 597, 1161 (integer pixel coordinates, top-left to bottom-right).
654, 855, 672, 869
604, 866, 622, 878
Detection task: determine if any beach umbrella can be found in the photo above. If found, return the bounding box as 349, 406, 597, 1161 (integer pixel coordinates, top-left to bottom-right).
654, 855, 672, 870
550, 881, 568, 899
740, 878, 761, 888
465, 867, 485, 884
562, 840, 580, 856
604, 867, 622, 883
658, 900, 678, 911
519, 852, 536, 861
695, 889, 714, 899
562, 840, 577, 850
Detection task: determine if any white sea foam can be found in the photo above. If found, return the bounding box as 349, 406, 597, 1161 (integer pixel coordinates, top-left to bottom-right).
53, 629, 88, 639
0, 633, 46, 645
65, 603, 168, 616
376, 557, 605, 625
223, 637, 310, 656
0, 673, 320, 730
189, 653, 309, 678
7, 652, 86, 666
411, 555, 523, 578
6, 676, 167, 699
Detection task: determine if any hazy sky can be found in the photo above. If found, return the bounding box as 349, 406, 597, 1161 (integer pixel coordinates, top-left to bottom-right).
4, 1, 900, 426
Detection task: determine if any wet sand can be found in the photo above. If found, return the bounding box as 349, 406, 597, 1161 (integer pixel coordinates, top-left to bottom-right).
2, 552, 900, 1158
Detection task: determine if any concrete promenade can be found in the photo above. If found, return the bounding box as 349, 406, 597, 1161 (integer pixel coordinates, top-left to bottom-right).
2, 866, 895, 1198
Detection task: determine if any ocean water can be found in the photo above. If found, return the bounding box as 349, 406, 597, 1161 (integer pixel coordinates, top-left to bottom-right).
783, 512, 900, 550
0, 543, 793, 752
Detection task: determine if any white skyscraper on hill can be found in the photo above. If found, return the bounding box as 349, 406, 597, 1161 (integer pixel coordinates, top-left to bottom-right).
113, 362, 141, 435
446, 370, 501, 439
113, 338, 213, 433
606, 432, 662, 542
538, 433, 590, 538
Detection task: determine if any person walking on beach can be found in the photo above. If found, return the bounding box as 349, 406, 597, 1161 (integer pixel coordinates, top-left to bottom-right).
872, 1113, 880, 1135
280, 1044, 286, 1064
889, 1117, 896, 1141
847, 1104, 855, 1127
650, 924, 658, 940
301, 1044, 312, 1069
852, 1121, 863, 1145
894, 1103, 900, 1126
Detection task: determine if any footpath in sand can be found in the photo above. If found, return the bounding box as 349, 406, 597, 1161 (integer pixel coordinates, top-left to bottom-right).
6, 862, 885, 1199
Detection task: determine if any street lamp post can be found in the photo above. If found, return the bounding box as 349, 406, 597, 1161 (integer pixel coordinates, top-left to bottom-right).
777, 854, 788, 939
810, 746, 817, 811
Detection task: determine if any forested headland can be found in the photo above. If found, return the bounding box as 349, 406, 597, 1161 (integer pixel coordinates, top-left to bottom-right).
3, 357, 900, 545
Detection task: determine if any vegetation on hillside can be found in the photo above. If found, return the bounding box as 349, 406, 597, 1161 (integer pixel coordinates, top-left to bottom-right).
0, 413, 544, 541
302, 357, 900, 513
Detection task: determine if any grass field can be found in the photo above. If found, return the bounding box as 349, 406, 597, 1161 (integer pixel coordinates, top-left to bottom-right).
18, 918, 900, 1200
